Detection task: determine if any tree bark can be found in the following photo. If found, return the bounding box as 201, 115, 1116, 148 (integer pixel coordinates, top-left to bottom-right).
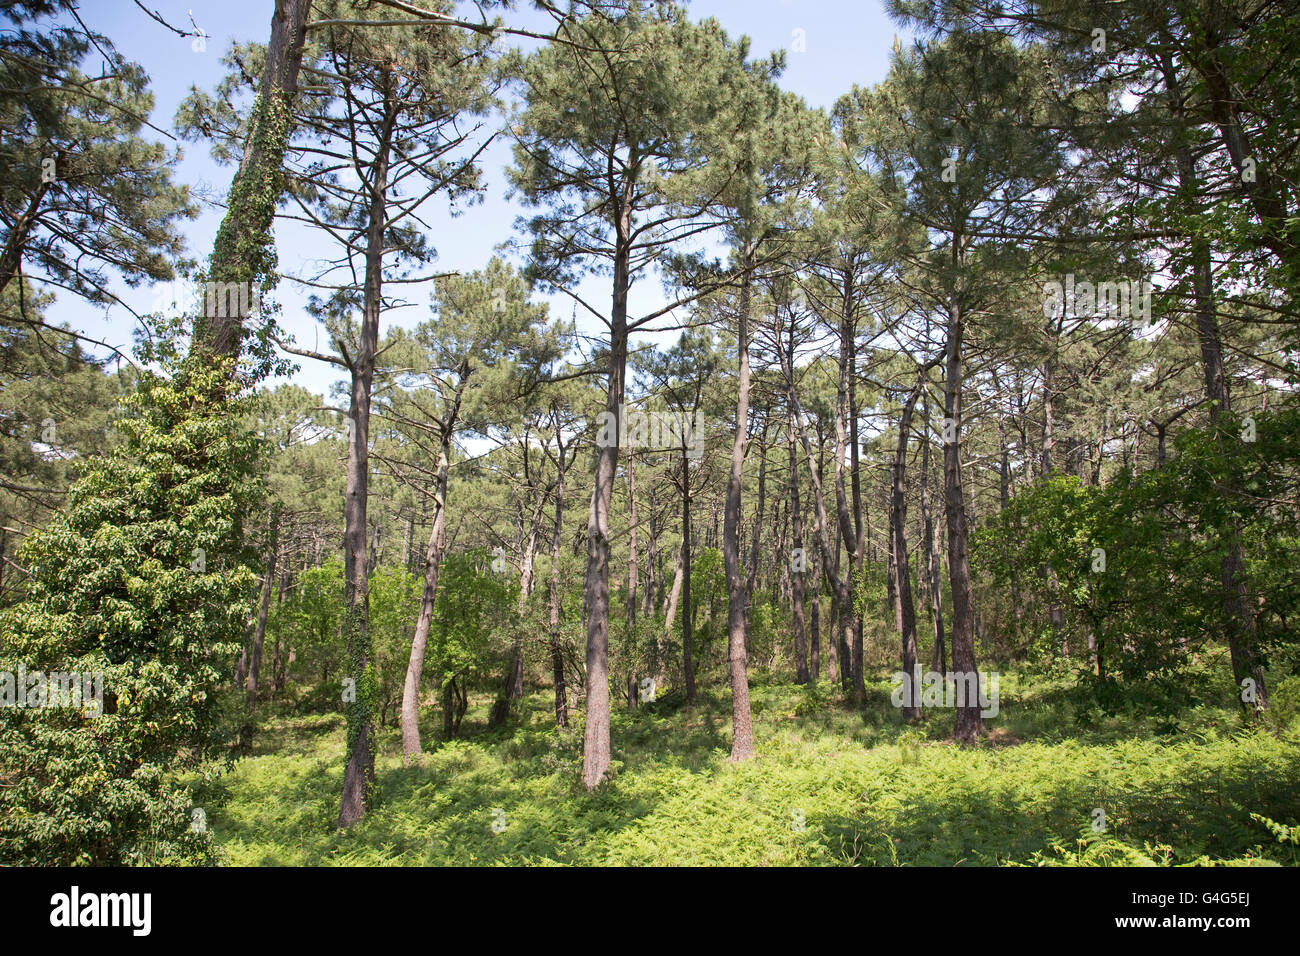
891, 381, 922, 720
399, 374, 466, 757
1165, 65, 1268, 711
833, 274, 866, 705
809, 556, 821, 683
245, 505, 280, 706
723, 263, 756, 761
492, 484, 548, 727
680, 447, 696, 705
921, 391, 946, 676
743, 421, 768, 658
787, 383, 809, 684
0, 179, 52, 300
581, 208, 631, 789
625, 445, 640, 701
943, 287, 983, 744
783, 359, 856, 695
1041, 338, 1067, 657
338, 103, 395, 825
994, 382, 1024, 640
663, 546, 683, 633
548, 425, 570, 728
201, 0, 311, 361
642, 489, 659, 620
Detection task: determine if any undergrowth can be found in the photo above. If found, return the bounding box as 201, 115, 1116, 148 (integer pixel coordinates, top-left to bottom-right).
202, 669, 1300, 866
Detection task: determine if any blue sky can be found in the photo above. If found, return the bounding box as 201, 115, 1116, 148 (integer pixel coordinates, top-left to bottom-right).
59, 0, 908, 397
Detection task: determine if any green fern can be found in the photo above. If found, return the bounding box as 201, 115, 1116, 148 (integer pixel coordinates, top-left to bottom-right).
1250, 813, 1300, 846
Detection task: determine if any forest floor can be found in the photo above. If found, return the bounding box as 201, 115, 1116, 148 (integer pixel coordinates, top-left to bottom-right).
206, 668, 1300, 866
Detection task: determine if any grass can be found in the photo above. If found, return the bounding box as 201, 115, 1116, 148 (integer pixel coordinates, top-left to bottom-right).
203, 668, 1300, 866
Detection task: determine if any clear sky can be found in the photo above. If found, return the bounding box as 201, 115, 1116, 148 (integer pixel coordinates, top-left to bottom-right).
57, 0, 909, 398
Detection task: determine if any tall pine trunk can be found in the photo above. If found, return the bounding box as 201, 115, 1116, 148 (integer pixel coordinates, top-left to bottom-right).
548, 431, 570, 728
200, 0, 311, 362
1041, 342, 1067, 657
1165, 69, 1267, 710
245, 505, 280, 706
891, 382, 922, 720
680, 447, 696, 705
492, 492, 547, 727
625, 446, 640, 704
921, 392, 946, 676
399, 375, 465, 758
723, 264, 756, 761
788, 383, 809, 683
833, 276, 865, 704
338, 113, 394, 824
942, 289, 982, 744
581, 218, 630, 788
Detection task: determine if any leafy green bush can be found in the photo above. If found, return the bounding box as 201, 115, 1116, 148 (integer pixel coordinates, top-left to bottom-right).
975, 406, 1300, 713
429, 550, 516, 735
369, 565, 422, 727
0, 355, 260, 864
1264, 675, 1300, 734
271, 561, 344, 712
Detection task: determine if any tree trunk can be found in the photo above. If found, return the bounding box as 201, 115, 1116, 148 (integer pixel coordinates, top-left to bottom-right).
810, 558, 821, 683
1186, 28, 1297, 279
441, 678, 456, 738
271, 563, 289, 697
581, 220, 631, 789
1041, 344, 1067, 657
723, 262, 756, 761
201, 0, 311, 361
847, 306, 866, 705
642, 490, 659, 620
548, 429, 570, 728
782, 337, 858, 697
921, 392, 946, 676
680, 448, 696, 705
834, 275, 865, 705
492, 490, 547, 728
891, 381, 922, 720
400, 376, 465, 758
787, 382, 809, 683
338, 114, 394, 825
1166, 73, 1267, 711
663, 547, 683, 633
834, 516, 851, 695
743, 422, 768, 657
245, 505, 280, 706
943, 289, 982, 744
0, 179, 52, 300
994, 385, 1024, 640
626, 446, 640, 685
